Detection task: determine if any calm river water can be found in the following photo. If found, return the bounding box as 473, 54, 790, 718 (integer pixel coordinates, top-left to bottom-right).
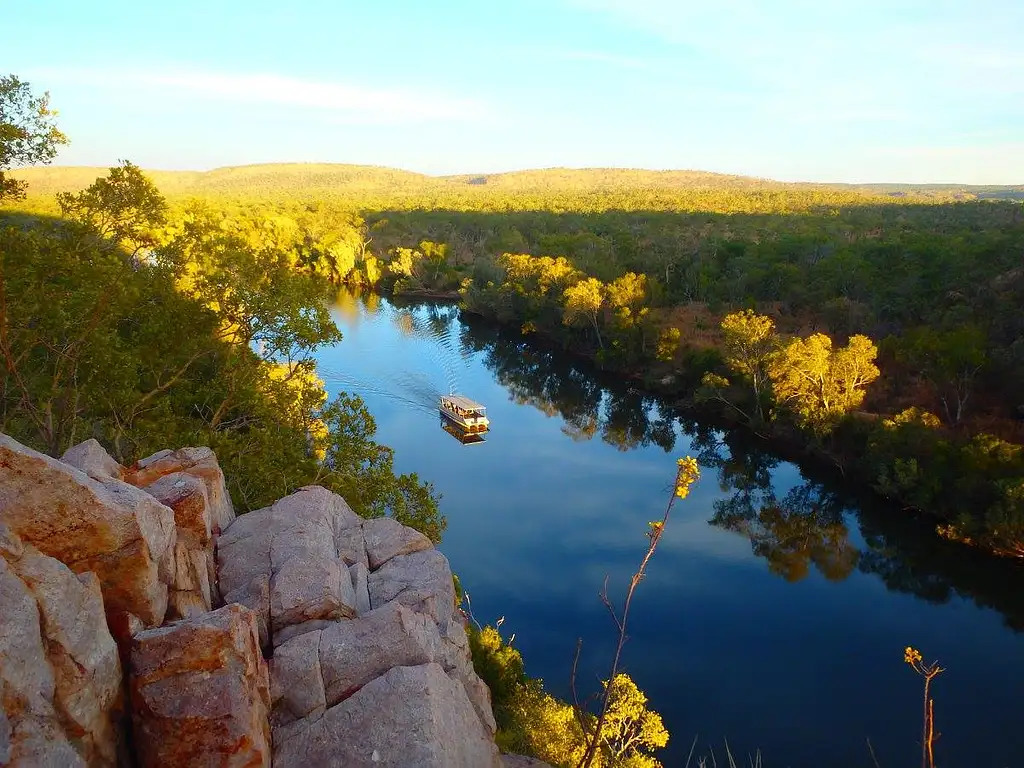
316, 291, 1024, 768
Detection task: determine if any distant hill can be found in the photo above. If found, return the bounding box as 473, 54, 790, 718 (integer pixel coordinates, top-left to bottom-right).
9, 163, 444, 199
10, 163, 1024, 202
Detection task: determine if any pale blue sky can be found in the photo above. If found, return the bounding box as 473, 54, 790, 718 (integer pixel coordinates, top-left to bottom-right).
7, 0, 1023, 182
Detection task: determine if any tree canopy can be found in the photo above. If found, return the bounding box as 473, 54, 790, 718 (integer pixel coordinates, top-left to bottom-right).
0, 75, 67, 201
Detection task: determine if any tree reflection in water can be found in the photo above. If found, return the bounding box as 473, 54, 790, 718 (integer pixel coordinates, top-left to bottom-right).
457, 311, 1024, 631
458, 319, 677, 454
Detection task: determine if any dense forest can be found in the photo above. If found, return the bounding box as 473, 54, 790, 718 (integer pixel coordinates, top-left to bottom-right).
13, 154, 1021, 560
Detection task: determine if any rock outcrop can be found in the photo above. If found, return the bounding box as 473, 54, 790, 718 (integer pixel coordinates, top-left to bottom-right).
274, 663, 496, 767
216, 485, 500, 767
0, 432, 512, 767
0, 434, 175, 628
126, 446, 236, 620
0, 522, 122, 767
129, 603, 270, 768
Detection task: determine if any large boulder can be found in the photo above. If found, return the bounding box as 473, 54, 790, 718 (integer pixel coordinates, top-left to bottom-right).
0, 433, 175, 627
0, 523, 122, 766
60, 439, 123, 482
271, 601, 441, 729
273, 663, 500, 768
362, 517, 431, 569
217, 487, 363, 649
124, 448, 235, 622
368, 548, 456, 629
140, 472, 216, 619
126, 447, 235, 535
125, 447, 236, 621
129, 603, 270, 768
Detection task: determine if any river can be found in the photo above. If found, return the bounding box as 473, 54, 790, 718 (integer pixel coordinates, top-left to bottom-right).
315, 290, 1024, 768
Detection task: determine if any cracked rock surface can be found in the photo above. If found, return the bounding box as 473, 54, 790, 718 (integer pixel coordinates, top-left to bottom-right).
217, 486, 500, 767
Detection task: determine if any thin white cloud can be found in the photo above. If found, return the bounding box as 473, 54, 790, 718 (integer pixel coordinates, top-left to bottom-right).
28, 67, 488, 124
564, 0, 1024, 95
558, 0, 1024, 143
547, 49, 653, 70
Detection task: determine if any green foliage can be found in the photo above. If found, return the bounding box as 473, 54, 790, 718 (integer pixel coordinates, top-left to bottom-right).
597, 675, 669, 768
720, 310, 778, 420
7, 148, 1024, 558
563, 277, 606, 348
0, 75, 68, 201
468, 624, 666, 767
890, 325, 988, 424
0, 162, 443, 541
56, 160, 167, 253
768, 333, 880, 433
655, 327, 681, 364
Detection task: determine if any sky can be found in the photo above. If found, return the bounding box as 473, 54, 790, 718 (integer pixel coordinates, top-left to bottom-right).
6, 0, 1023, 183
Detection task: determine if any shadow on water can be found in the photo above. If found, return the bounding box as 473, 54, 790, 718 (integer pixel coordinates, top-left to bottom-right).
456, 308, 1024, 631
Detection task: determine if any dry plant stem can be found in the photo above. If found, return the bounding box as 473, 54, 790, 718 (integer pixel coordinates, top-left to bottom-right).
905, 652, 943, 768
575, 468, 681, 768
570, 638, 593, 739
866, 737, 881, 768
921, 675, 929, 768
919, 666, 943, 768
926, 697, 935, 768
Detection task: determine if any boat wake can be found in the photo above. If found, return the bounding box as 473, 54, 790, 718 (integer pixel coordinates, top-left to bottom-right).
319, 368, 442, 416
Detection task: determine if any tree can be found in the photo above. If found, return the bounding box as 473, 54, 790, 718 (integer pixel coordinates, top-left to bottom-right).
720, 310, 778, 421
596, 674, 669, 767
0, 74, 68, 201
605, 272, 647, 314
893, 325, 988, 425
655, 327, 680, 363
468, 623, 591, 766
315, 392, 444, 541
388, 247, 418, 279
563, 277, 606, 349
56, 161, 167, 255
769, 332, 880, 431
574, 458, 698, 768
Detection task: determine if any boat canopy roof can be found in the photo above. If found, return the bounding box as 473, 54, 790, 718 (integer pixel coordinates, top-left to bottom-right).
442, 394, 486, 412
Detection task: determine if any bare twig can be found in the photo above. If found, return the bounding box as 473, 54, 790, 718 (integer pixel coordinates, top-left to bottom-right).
867, 737, 882, 768
684, 734, 699, 768
461, 591, 483, 632
904, 647, 945, 768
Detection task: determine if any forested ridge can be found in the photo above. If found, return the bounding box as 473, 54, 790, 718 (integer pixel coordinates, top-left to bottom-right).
14, 162, 1024, 203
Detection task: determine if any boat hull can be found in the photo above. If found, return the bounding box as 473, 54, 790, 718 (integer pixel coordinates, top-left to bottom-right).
439, 408, 489, 433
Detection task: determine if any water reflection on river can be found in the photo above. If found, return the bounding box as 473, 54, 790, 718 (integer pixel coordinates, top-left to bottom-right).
316, 291, 1024, 768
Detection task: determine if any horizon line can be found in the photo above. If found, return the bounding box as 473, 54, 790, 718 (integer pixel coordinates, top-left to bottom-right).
13, 162, 1024, 189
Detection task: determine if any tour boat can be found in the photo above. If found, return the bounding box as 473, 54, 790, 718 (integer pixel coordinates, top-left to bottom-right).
438, 394, 490, 433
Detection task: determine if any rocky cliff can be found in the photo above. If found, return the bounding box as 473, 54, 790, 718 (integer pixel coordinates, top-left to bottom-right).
0, 432, 544, 767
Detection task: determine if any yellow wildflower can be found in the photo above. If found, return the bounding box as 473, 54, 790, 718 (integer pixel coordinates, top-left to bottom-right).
674, 456, 701, 499
904, 647, 922, 666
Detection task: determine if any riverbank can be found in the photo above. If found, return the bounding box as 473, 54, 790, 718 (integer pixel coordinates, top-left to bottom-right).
454, 302, 1024, 562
